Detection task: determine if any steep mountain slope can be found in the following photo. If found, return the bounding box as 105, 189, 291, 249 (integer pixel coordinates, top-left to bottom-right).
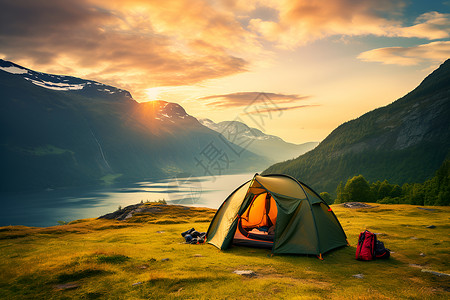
0, 60, 264, 192
263, 59, 450, 193
200, 118, 318, 162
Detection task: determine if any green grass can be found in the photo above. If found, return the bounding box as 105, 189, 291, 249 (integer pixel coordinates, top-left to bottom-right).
0, 203, 449, 299
96, 254, 130, 264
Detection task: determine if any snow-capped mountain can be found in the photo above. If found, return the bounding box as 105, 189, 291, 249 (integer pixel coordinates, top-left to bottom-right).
0, 59, 132, 100
154, 101, 190, 122
200, 119, 281, 141
200, 119, 318, 162
0, 59, 265, 192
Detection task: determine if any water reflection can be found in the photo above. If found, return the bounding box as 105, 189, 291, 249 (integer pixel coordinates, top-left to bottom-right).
0, 173, 254, 227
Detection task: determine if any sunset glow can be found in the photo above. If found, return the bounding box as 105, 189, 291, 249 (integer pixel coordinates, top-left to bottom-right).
145, 87, 163, 101
1, 0, 449, 143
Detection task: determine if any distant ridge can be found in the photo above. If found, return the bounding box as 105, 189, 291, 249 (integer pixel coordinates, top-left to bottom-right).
263, 59, 450, 193
199, 118, 318, 163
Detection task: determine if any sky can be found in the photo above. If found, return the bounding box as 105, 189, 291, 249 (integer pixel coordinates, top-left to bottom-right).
0, 0, 449, 143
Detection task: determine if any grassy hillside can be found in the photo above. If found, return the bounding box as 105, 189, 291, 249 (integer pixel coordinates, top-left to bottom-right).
0, 203, 449, 299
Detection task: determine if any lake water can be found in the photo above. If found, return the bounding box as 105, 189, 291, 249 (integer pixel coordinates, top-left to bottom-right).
0, 173, 254, 227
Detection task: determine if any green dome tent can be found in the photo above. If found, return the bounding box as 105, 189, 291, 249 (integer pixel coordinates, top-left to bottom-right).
206, 174, 348, 257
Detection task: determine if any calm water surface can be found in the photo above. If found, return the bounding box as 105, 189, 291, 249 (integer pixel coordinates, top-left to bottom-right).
0, 173, 254, 227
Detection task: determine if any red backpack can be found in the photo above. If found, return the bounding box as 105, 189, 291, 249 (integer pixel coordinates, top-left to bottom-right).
355, 230, 376, 261
356, 230, 390, 261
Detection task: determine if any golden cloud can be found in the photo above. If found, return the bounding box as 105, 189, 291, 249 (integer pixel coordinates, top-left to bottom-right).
248, 1, 450, 49
391, 12, 450, 39
242, 104, 320, 115
357, 41, 450, 66
0, 0, 257, 100
200, 92, 310, 108
248, 0, 405, 48
0, 0, 448, 101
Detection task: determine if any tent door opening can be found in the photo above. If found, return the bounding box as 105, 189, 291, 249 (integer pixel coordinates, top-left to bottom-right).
233, 192, 278, 248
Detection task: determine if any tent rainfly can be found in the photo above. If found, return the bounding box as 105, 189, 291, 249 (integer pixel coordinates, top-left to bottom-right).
206, 174, 348, 258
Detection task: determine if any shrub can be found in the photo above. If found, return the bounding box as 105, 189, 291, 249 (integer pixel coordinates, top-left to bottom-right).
344, 175, 372, 202
319, 192, 333, 204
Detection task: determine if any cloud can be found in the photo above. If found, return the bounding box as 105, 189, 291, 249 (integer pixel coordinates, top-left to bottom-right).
200, 92, 310, 108
242, 104, 320, 115
200, 91, 317, 116
357, 41, 450, 66
391, 12, 450, 39
247, 1, 450, 49
248, 0, 405, 49
0, 0, 257, 99
0, 0, 448, 100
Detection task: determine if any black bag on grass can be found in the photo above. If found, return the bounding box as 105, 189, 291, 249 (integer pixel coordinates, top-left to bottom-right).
374, 240, 390, 259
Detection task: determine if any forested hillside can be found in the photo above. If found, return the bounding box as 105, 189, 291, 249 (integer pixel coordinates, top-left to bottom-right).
263, 59, 450, 194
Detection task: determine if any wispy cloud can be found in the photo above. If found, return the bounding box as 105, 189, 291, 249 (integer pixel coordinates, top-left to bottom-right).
242, 104, 320, 115
392, 12, 450, 39
357, 41, 450, 66
200, 92, 310, 108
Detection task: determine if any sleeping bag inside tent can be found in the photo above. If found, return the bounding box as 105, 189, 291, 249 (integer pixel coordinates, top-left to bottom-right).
206, 174, 348, 256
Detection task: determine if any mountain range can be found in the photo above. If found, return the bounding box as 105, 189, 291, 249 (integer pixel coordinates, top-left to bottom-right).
263, 59, 450, 193
199, 118, 318, 162
3, 58, 449, 194
0, 60, 270, 191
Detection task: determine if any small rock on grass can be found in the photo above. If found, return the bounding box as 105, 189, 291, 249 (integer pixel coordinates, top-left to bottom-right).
233, 270, 256, 277
132, 282, 142, 286
421, 269, 450, 277
417, 207, 436, 212
161, 258, 170, 262
352, 274, 364, 279
426, 225, 436, 229
193, 254, 204, 257
374, 233, 386, 237
54, 282, 80, 290
419, 253, 426, 257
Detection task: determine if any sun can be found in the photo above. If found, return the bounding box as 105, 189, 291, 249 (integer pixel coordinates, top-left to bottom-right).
145, 87, 161, 100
